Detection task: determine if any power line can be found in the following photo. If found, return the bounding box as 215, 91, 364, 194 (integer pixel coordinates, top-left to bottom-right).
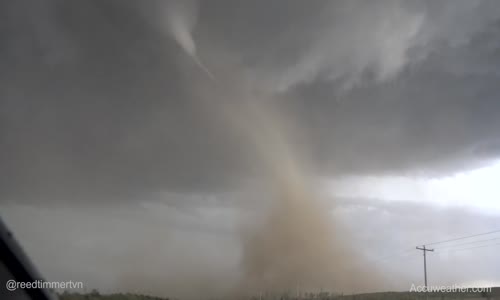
370, 235, 500, 263
438, 241, 500, 253
373, 230, 500, 261
424, 229, 500, 246
433, 236, 500, 250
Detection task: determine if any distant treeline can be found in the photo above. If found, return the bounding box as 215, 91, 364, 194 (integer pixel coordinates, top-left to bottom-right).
58, 291, 168, 300
59, 287, 500, 300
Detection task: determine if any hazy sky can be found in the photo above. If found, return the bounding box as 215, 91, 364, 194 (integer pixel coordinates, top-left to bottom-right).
1, 0, 500, 298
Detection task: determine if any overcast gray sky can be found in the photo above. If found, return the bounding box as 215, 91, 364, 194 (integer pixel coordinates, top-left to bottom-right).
1, 0, 500, 299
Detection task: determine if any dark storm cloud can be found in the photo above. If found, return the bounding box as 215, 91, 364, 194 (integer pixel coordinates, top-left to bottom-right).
0, 0, 252, 202
1, 0, 500, 203
287, 38, 500, 176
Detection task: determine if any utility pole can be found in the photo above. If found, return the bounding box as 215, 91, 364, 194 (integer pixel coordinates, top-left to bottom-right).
416, 245, 434, 290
